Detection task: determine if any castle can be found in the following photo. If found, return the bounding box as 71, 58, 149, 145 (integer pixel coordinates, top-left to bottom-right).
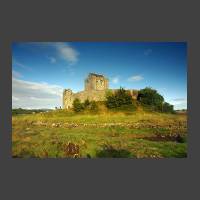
63, 73, 138, 109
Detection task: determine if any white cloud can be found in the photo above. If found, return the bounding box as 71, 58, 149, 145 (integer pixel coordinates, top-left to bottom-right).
12, 96, 19, 101
12, 70, 23, 78
128, 75, 144, 82
53, 42, 79, 64
13, 43, 79, 75
112, 76, 119, 84
169, 98, 187, 110
47, 56, 56, 63
172, 98, 186, 102
12, 60, 32, 71
12, 77, 63, 109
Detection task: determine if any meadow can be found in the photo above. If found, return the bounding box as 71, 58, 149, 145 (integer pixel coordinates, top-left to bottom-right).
12, 108, 187, 158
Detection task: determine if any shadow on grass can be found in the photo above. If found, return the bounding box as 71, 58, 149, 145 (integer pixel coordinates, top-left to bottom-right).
143, 134, 187, 143
96, 144, 132, 158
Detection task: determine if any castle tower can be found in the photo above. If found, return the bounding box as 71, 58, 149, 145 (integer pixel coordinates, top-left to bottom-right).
85, 73, 109, 91
63, 89, 73, 109
63, 73, 112, 109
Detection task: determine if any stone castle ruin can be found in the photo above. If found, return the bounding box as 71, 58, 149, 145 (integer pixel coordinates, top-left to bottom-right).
63, 73, 138, 109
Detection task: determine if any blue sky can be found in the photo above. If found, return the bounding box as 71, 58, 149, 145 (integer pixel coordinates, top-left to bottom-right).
12, 42, 187, 109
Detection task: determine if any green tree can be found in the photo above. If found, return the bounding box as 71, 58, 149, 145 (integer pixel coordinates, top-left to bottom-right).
73, 98, 84, 112
89, 101, 98, 112
162, 102, 174, 113
105, 89, 113, 98
105, 87, 133, 109
137, 87, 164, 107
84, 99, 90, 109
106, 95, 117, 108
137, 87, 174, 113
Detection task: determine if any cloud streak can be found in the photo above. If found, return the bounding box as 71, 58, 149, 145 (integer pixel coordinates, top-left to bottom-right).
128, 75, 144, 82
112, 76, 120, 84
13, 42, 79, 75
12, 70, 23, 78
172, 98, 186, 102
55, 42, 79, 64
169, 98, 187, 110
47, 56, 56, 64
12, 60, 33, 71
28, 42, 79, 64
12, 77, 63, 109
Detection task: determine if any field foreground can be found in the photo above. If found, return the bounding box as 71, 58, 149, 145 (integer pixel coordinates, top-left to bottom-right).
12, 110, 187, 158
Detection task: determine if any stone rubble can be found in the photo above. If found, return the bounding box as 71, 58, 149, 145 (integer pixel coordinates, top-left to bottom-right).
31, 121, 187, 131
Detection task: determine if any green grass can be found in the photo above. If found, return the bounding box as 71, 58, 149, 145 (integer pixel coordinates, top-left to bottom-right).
12, 110, 187, 158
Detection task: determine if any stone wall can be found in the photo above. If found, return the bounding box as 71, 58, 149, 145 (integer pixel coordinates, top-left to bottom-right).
63, 88, 138, 109
63, 73, 138, 109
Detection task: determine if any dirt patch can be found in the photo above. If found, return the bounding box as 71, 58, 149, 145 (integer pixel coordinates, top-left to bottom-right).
143, 134, 186, 143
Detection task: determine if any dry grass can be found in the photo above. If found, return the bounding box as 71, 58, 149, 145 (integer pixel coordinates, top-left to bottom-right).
12, 110, 187, 158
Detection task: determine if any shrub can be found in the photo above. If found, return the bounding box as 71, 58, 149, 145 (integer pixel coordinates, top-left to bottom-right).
106, 95, 118, 108
162, 102, 174, 113
73, 98, 84, 112
105, 87, 134, 109
89, 101, 98, 112
137, 87, 164, 106
175, 134, 187, 143
73, 99, 99, 113
105, 89, 113, 98
84, 99, 90, 109
137, 87, 174, 113
96, 144, 132, 158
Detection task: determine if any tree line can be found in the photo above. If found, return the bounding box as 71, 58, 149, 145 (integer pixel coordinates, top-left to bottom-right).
72, 87, 174, 113
12, 108, 52, 115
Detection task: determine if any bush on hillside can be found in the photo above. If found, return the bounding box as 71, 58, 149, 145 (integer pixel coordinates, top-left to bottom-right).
162, 102, 174, 113
73, 98, 84, 112
137, 87, 174, 113
105, 89, 113, 98
89, 101, 99, 112
73, 98, 99, 113
105, 87, 134, 109
137, 87, 164, 106
84, 99, 90, 109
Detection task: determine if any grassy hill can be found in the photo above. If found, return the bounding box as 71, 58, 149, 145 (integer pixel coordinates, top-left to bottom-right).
12, 108, 187, 158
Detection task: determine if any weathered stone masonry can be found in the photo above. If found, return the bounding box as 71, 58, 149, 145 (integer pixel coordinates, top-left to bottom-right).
63, 73, 138, 109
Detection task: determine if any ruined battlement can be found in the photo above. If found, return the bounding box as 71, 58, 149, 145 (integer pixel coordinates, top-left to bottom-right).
63, 73, 138, 109
85, 73, 109, 91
